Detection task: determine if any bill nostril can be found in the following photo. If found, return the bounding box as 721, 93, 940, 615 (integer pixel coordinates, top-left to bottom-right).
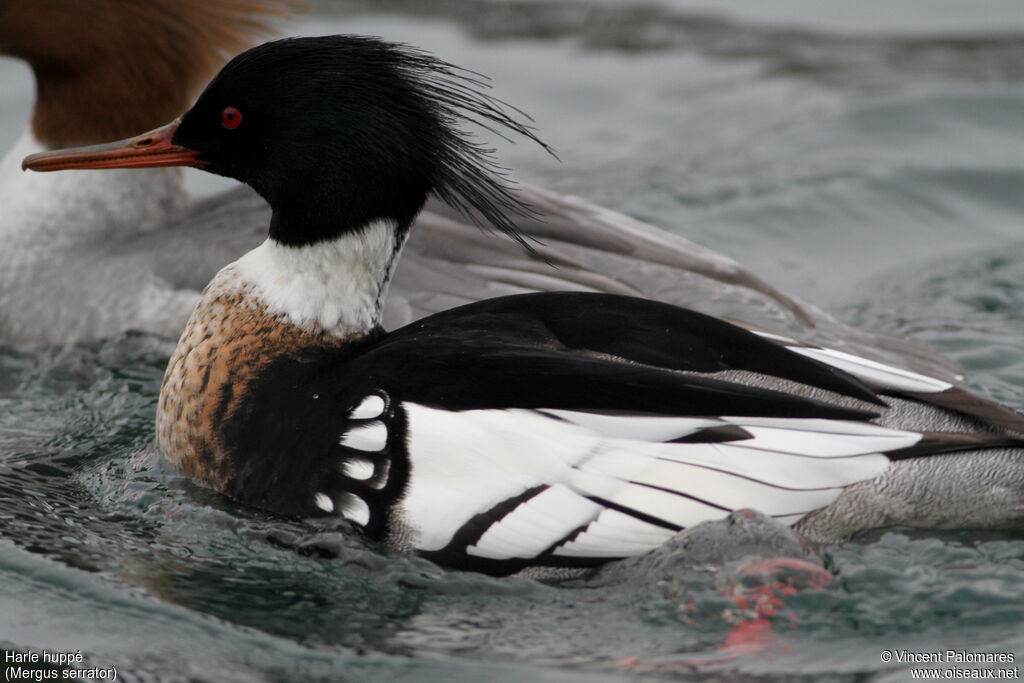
134, 137, 153, 148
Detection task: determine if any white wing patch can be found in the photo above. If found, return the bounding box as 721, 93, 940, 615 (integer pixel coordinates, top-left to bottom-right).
397, 404, 915, 562
750, 330, 953, 393
392, 405, 596, 551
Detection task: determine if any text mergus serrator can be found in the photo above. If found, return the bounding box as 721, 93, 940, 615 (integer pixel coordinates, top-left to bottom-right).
24, 36, 1024, 574
0, 1, 963, 390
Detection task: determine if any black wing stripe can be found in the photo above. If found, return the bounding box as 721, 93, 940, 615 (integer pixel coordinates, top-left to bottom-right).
583, 495, 683, 532
670, 424, 752, 443
626, 480, 733, 512
425, 485, 549, 556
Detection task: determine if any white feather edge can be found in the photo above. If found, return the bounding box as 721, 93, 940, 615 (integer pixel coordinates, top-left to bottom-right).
340, 421, 388, 451
396, 403, 908, 560
750, 330, 953, 393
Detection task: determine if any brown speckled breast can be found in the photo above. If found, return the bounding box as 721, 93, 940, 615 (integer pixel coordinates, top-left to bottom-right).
155, 269, 350, 492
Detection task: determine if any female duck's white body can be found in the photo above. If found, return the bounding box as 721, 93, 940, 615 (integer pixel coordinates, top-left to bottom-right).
0, 131, 200, 342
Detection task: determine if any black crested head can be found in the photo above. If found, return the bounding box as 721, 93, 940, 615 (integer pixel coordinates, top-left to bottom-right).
170, 35, 553, 247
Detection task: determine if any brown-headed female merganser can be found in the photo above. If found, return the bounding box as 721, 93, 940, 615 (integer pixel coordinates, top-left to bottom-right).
0, 0, 298, 342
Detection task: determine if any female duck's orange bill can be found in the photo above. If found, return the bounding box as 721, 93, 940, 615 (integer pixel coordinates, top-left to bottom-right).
22, 118, 202, 171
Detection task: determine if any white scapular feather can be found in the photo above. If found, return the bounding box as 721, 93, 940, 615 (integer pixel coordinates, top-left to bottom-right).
340, 421, 388, 451
539, 409, 723, 441
342, 456, 376, 480
724, 425, 919, 457
749, 329, 952, 393
790, 346, 952, 393
342, 496, 371, 527
313, 492, 335, 513
573, 448, 868, 516
350, 395, 386, 420
719, 417, 909, 435
647, 443, 890, 489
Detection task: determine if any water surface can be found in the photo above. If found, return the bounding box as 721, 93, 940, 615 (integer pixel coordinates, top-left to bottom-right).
2, 1, 1023, 680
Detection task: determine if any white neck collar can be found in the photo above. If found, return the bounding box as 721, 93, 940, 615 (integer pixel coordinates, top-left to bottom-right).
230, 219, 404, 336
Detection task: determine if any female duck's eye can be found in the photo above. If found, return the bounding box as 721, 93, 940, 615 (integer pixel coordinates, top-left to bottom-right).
221, 106, 242, 130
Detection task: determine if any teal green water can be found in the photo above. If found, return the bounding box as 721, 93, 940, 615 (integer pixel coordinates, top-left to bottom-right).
2, 2, 1024, 680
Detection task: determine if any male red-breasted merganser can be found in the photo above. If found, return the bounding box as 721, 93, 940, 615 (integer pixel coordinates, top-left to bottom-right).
25, 36, 1024, 575
0, 1, 963, 389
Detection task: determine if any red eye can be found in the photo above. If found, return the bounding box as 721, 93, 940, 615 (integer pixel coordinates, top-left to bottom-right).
221, 106, 242, 129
